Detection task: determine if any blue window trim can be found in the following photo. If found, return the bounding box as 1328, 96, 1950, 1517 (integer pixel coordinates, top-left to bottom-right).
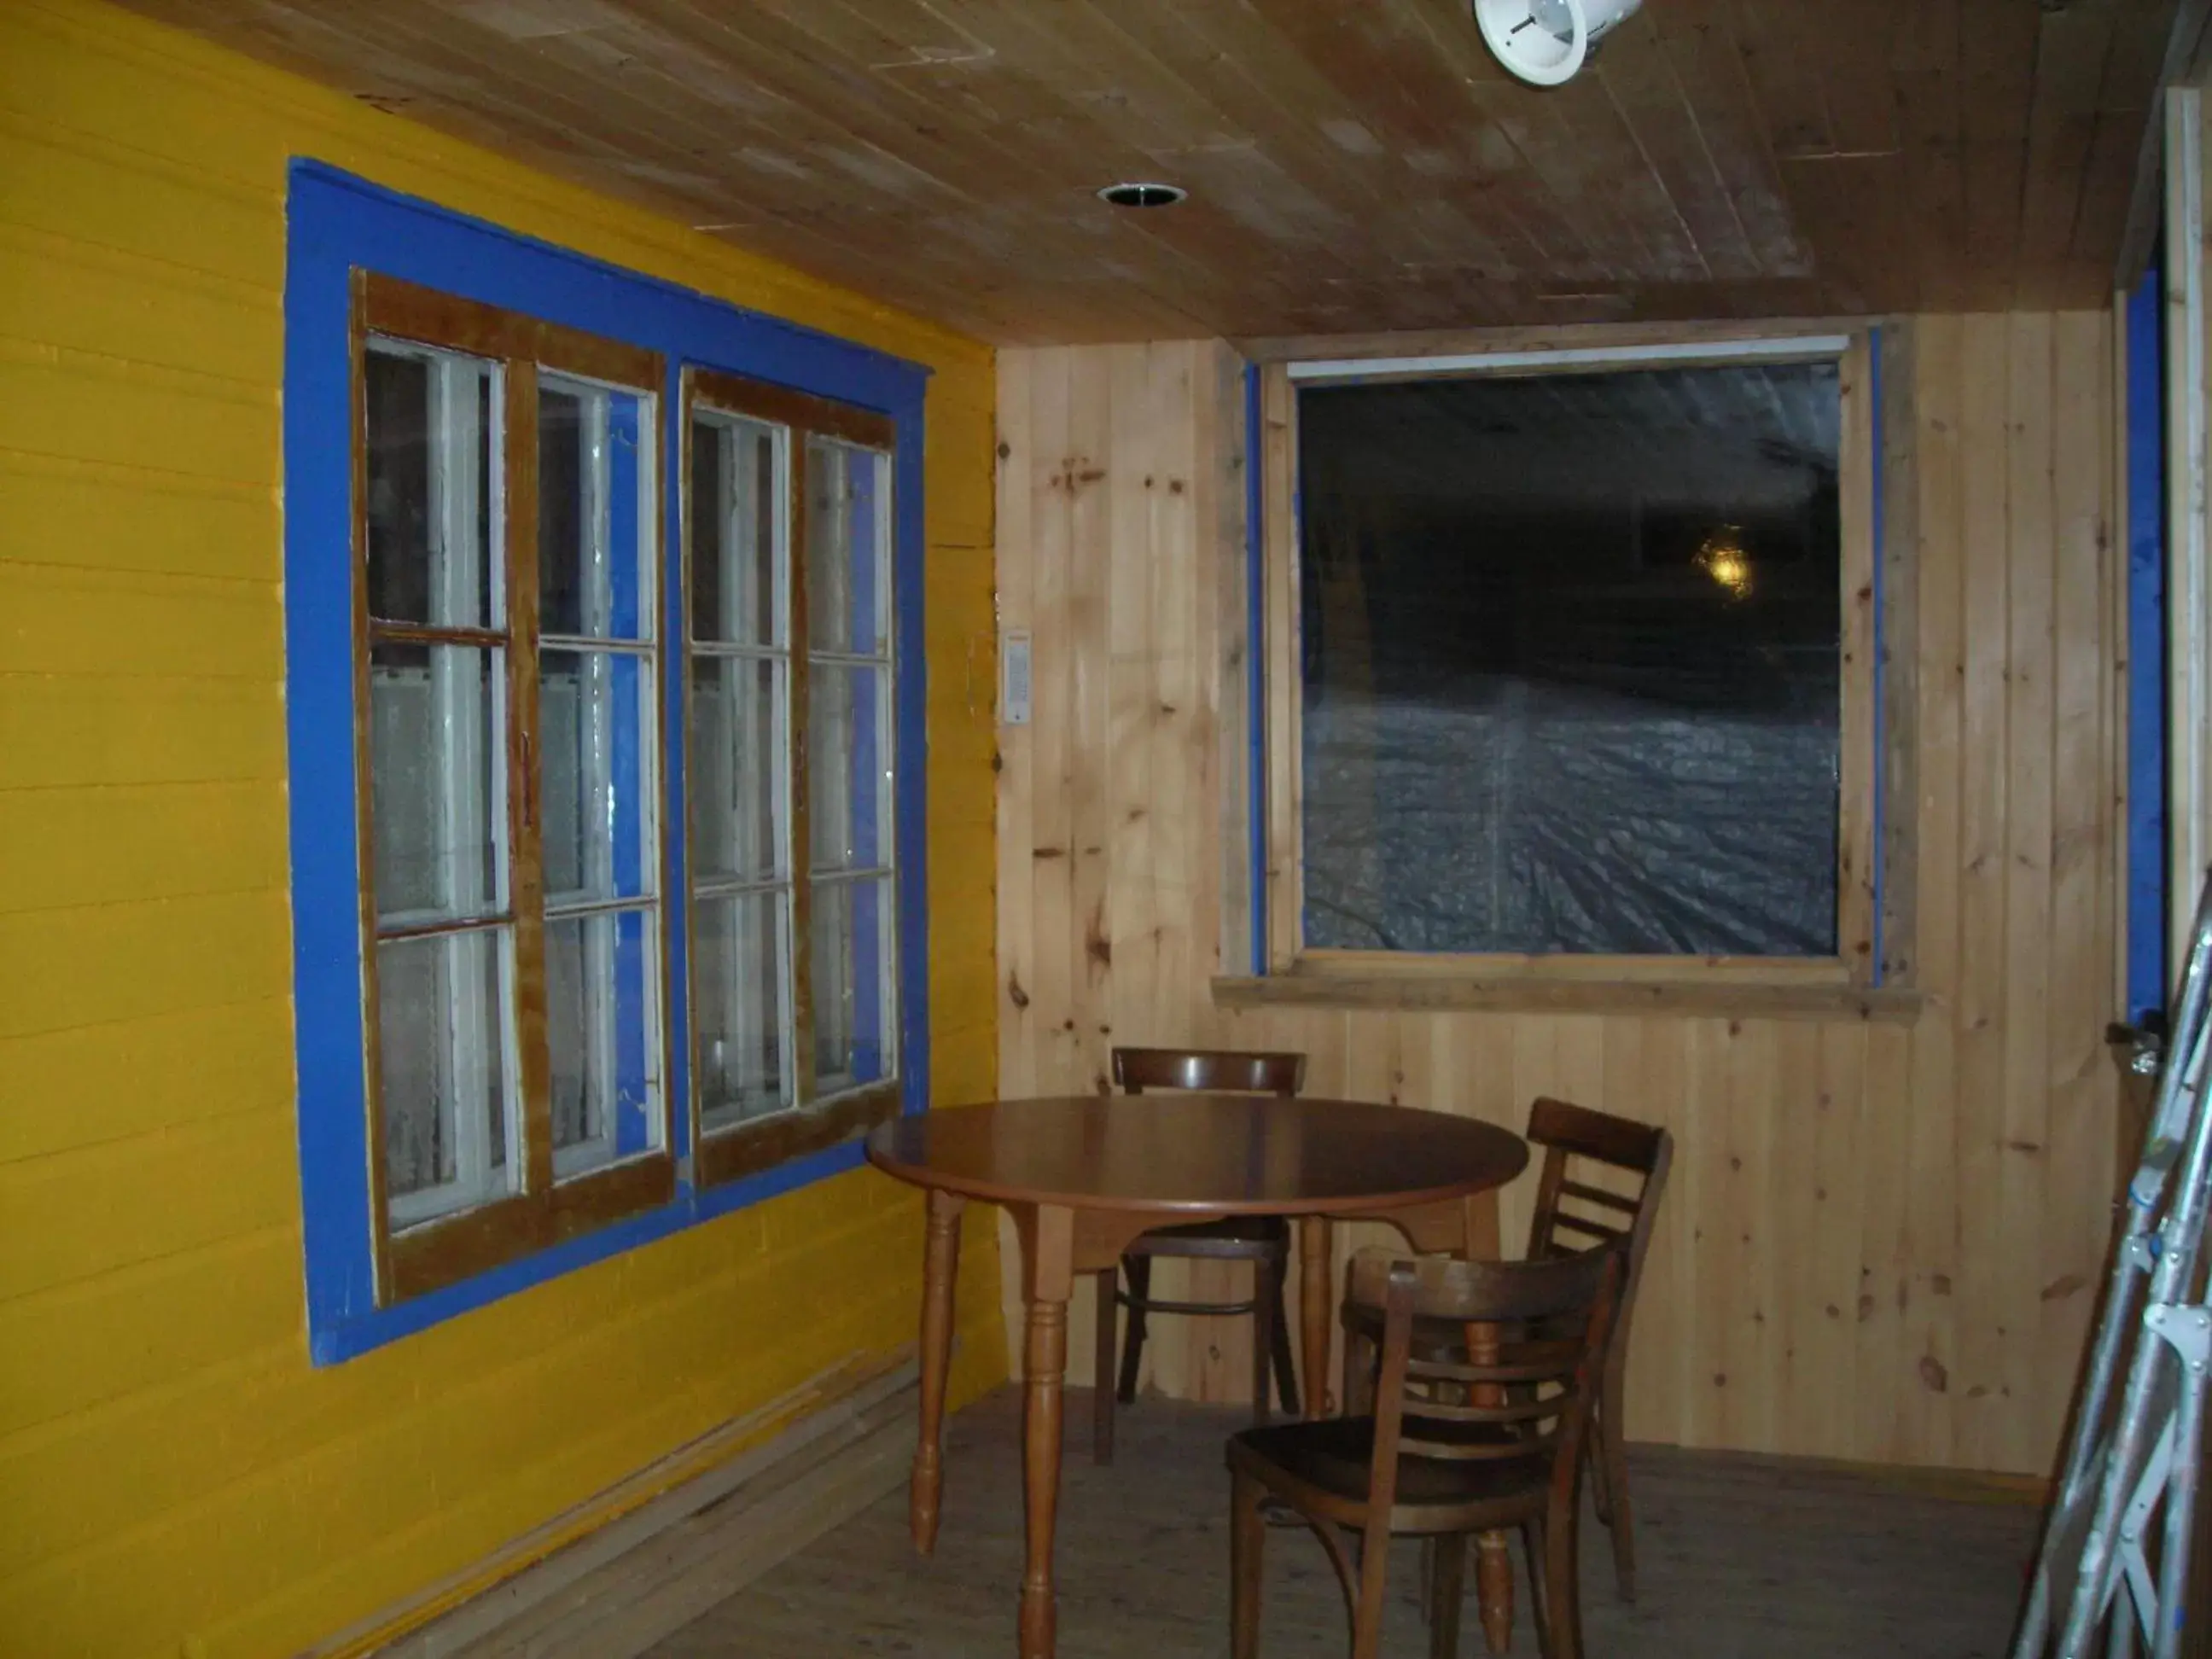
1869, 327, 1887, 987
284, 160, 932, 1365
2127, 261, 2170, 1022
1243, 364, 1268, 975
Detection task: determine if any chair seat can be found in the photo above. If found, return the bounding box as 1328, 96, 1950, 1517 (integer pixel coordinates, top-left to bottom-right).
1125, 1214, 1289, 1257
1228, 1413, 1550, 1525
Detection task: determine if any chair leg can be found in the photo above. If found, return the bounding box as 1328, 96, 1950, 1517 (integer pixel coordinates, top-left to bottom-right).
1231, 1469, 1266, 1659
1269, 1254, 1301, 1417
1353, 1512, 1394, 1659
1116, 1254, 1150, 1405
1250, 1257, 1276, 1426
1521, 1521, 1553, 1659
1598, 1368, 1637, 1601
1091, 1267, 1117, 1466
1543, 1498, 1585, 1659
1427, 1533, 1466, 1659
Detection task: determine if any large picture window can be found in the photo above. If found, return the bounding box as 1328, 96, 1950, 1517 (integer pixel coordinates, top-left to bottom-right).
1296, 359, 1843, 958
1253, 333, 1889, 994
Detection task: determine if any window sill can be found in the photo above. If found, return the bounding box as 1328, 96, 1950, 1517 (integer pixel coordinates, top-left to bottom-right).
1210, 970, 1924, 1023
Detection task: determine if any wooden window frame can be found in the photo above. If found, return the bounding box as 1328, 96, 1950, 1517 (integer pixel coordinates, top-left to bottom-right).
352, 272, 675, 1304
1229, 323, 1920, 1020
682, 367, 903, 1190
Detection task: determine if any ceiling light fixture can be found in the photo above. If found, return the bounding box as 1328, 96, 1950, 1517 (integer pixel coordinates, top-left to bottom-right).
1474, 0, 1642, 86
1097, 182, 1187, 208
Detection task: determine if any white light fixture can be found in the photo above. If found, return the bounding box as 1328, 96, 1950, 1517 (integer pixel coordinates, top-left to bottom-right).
1475, 0, 1642, 86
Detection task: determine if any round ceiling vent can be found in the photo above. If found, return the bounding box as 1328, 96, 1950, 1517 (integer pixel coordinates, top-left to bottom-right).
1096, 182, 1188, 208
1474, 0, 1643, 86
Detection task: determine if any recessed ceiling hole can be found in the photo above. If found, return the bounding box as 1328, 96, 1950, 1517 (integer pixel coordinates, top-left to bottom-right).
1097, 182, 1187, 208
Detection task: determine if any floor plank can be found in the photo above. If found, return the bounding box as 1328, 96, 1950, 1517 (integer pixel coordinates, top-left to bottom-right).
644, 1388, 2038, 1657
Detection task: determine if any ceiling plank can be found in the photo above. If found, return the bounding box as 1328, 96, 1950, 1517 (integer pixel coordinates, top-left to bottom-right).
114, 0, 2182, 342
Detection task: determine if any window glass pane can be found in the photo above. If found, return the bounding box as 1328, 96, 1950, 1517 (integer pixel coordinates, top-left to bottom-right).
690, 412, 781, 647
805, 438, 889, 657
1296, 361, 1842, 957
369, 641, 506, 928
808, 663, 889, 873
541, 648, 655, 906
379, 927, 520, 1227
696, 892, 792, 1128
364, 342, 497, 631
541, 379, 654, 642
812, 877, 894, 1095
547, 908, 663, 1176
691, 655, 782, 885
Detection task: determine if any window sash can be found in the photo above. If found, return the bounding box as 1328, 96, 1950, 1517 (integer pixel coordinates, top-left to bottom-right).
684, 369, 900, 1190
1254, 331, 1881, 986
352, 273, 674, 1306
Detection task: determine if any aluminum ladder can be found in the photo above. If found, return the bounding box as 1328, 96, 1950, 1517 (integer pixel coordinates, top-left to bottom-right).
2014, 877, 2212, 1659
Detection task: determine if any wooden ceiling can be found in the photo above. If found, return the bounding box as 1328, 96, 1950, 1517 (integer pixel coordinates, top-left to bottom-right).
125, 0, 2176, 344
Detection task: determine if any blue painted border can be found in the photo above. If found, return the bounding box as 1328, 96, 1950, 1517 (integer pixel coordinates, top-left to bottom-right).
285, 160, 931, 1365
1868, 329, 1886, 986
1244, 365, 1269, 975
2128, 264, 2170, 1021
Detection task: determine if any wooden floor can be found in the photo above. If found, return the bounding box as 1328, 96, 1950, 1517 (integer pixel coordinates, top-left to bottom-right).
644, 1388, 2041, 1658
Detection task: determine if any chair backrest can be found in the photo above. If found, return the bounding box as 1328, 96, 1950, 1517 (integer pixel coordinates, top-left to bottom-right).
1526, 1096, 1671, 1274
1111, 1045, 1304, 1097
1346, 1248, 1621, 1495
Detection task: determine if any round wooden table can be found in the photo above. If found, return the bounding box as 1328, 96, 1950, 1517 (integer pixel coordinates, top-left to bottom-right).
868, 1095, 1529, 1659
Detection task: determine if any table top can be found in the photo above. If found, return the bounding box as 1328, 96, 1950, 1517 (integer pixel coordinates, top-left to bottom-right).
865, 1095, 1528, 1215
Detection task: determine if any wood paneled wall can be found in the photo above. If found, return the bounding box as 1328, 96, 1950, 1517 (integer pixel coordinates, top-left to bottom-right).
994, 315, 2125, 1476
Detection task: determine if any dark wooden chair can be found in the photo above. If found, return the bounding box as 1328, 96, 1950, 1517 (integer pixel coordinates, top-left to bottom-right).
1092, 1045, 1306, 1465
1518, 1097, 1672, 1601
1227, 1246, 1623, 1659
1349, 1096, 1672, 1602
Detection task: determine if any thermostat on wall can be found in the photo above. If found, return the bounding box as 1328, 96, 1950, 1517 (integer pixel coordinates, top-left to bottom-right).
1002, 630, 1032, 725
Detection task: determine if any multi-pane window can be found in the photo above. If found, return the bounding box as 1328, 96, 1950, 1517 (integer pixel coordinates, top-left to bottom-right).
355, 275, 671, 1301
685, 372, 901, 1188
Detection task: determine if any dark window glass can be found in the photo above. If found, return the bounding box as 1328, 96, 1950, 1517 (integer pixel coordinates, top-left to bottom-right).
1297, 361, 1842, 957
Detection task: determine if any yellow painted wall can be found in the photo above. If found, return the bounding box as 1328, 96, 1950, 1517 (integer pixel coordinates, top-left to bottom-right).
0, 3, 1001, 1655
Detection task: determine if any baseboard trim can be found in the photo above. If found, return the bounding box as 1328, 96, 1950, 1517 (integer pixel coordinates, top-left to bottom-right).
307, 1349, 923, 1659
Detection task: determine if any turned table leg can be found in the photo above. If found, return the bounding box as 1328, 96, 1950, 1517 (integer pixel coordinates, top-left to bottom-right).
1467, 1318, 1515, 1654
1016, 1204, 1075, 1659
911, 1187, 963, 1555
1299, 1215, 1333, 1419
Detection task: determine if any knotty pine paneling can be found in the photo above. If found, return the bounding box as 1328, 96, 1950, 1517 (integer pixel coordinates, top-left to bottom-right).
995, 316, 2122, 1476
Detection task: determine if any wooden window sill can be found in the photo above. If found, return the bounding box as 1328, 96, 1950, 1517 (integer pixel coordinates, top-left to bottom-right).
1210, 971, 1924, 1022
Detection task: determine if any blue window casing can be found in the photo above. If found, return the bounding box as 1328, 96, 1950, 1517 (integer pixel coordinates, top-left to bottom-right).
1243, 365, 1268, 975
285, 161, 932, 1364
2127, 262, 2170, 1022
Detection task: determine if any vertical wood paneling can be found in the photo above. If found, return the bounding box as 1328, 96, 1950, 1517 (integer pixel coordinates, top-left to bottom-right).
997, 314, 2122, 1474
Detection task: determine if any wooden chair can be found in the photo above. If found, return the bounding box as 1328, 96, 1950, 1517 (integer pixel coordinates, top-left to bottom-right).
1226, 1247, 1623, 1659
1349, 1096, 1672, 1602
1519, 1097, 1672, 1601
1092, 1045, 1306, 1465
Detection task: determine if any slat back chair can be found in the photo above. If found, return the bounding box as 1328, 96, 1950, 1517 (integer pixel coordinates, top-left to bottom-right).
1227, 1247, 1623, 1659
1522, 1097, 1673, 1599
1091, 1045, 1306, 1465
